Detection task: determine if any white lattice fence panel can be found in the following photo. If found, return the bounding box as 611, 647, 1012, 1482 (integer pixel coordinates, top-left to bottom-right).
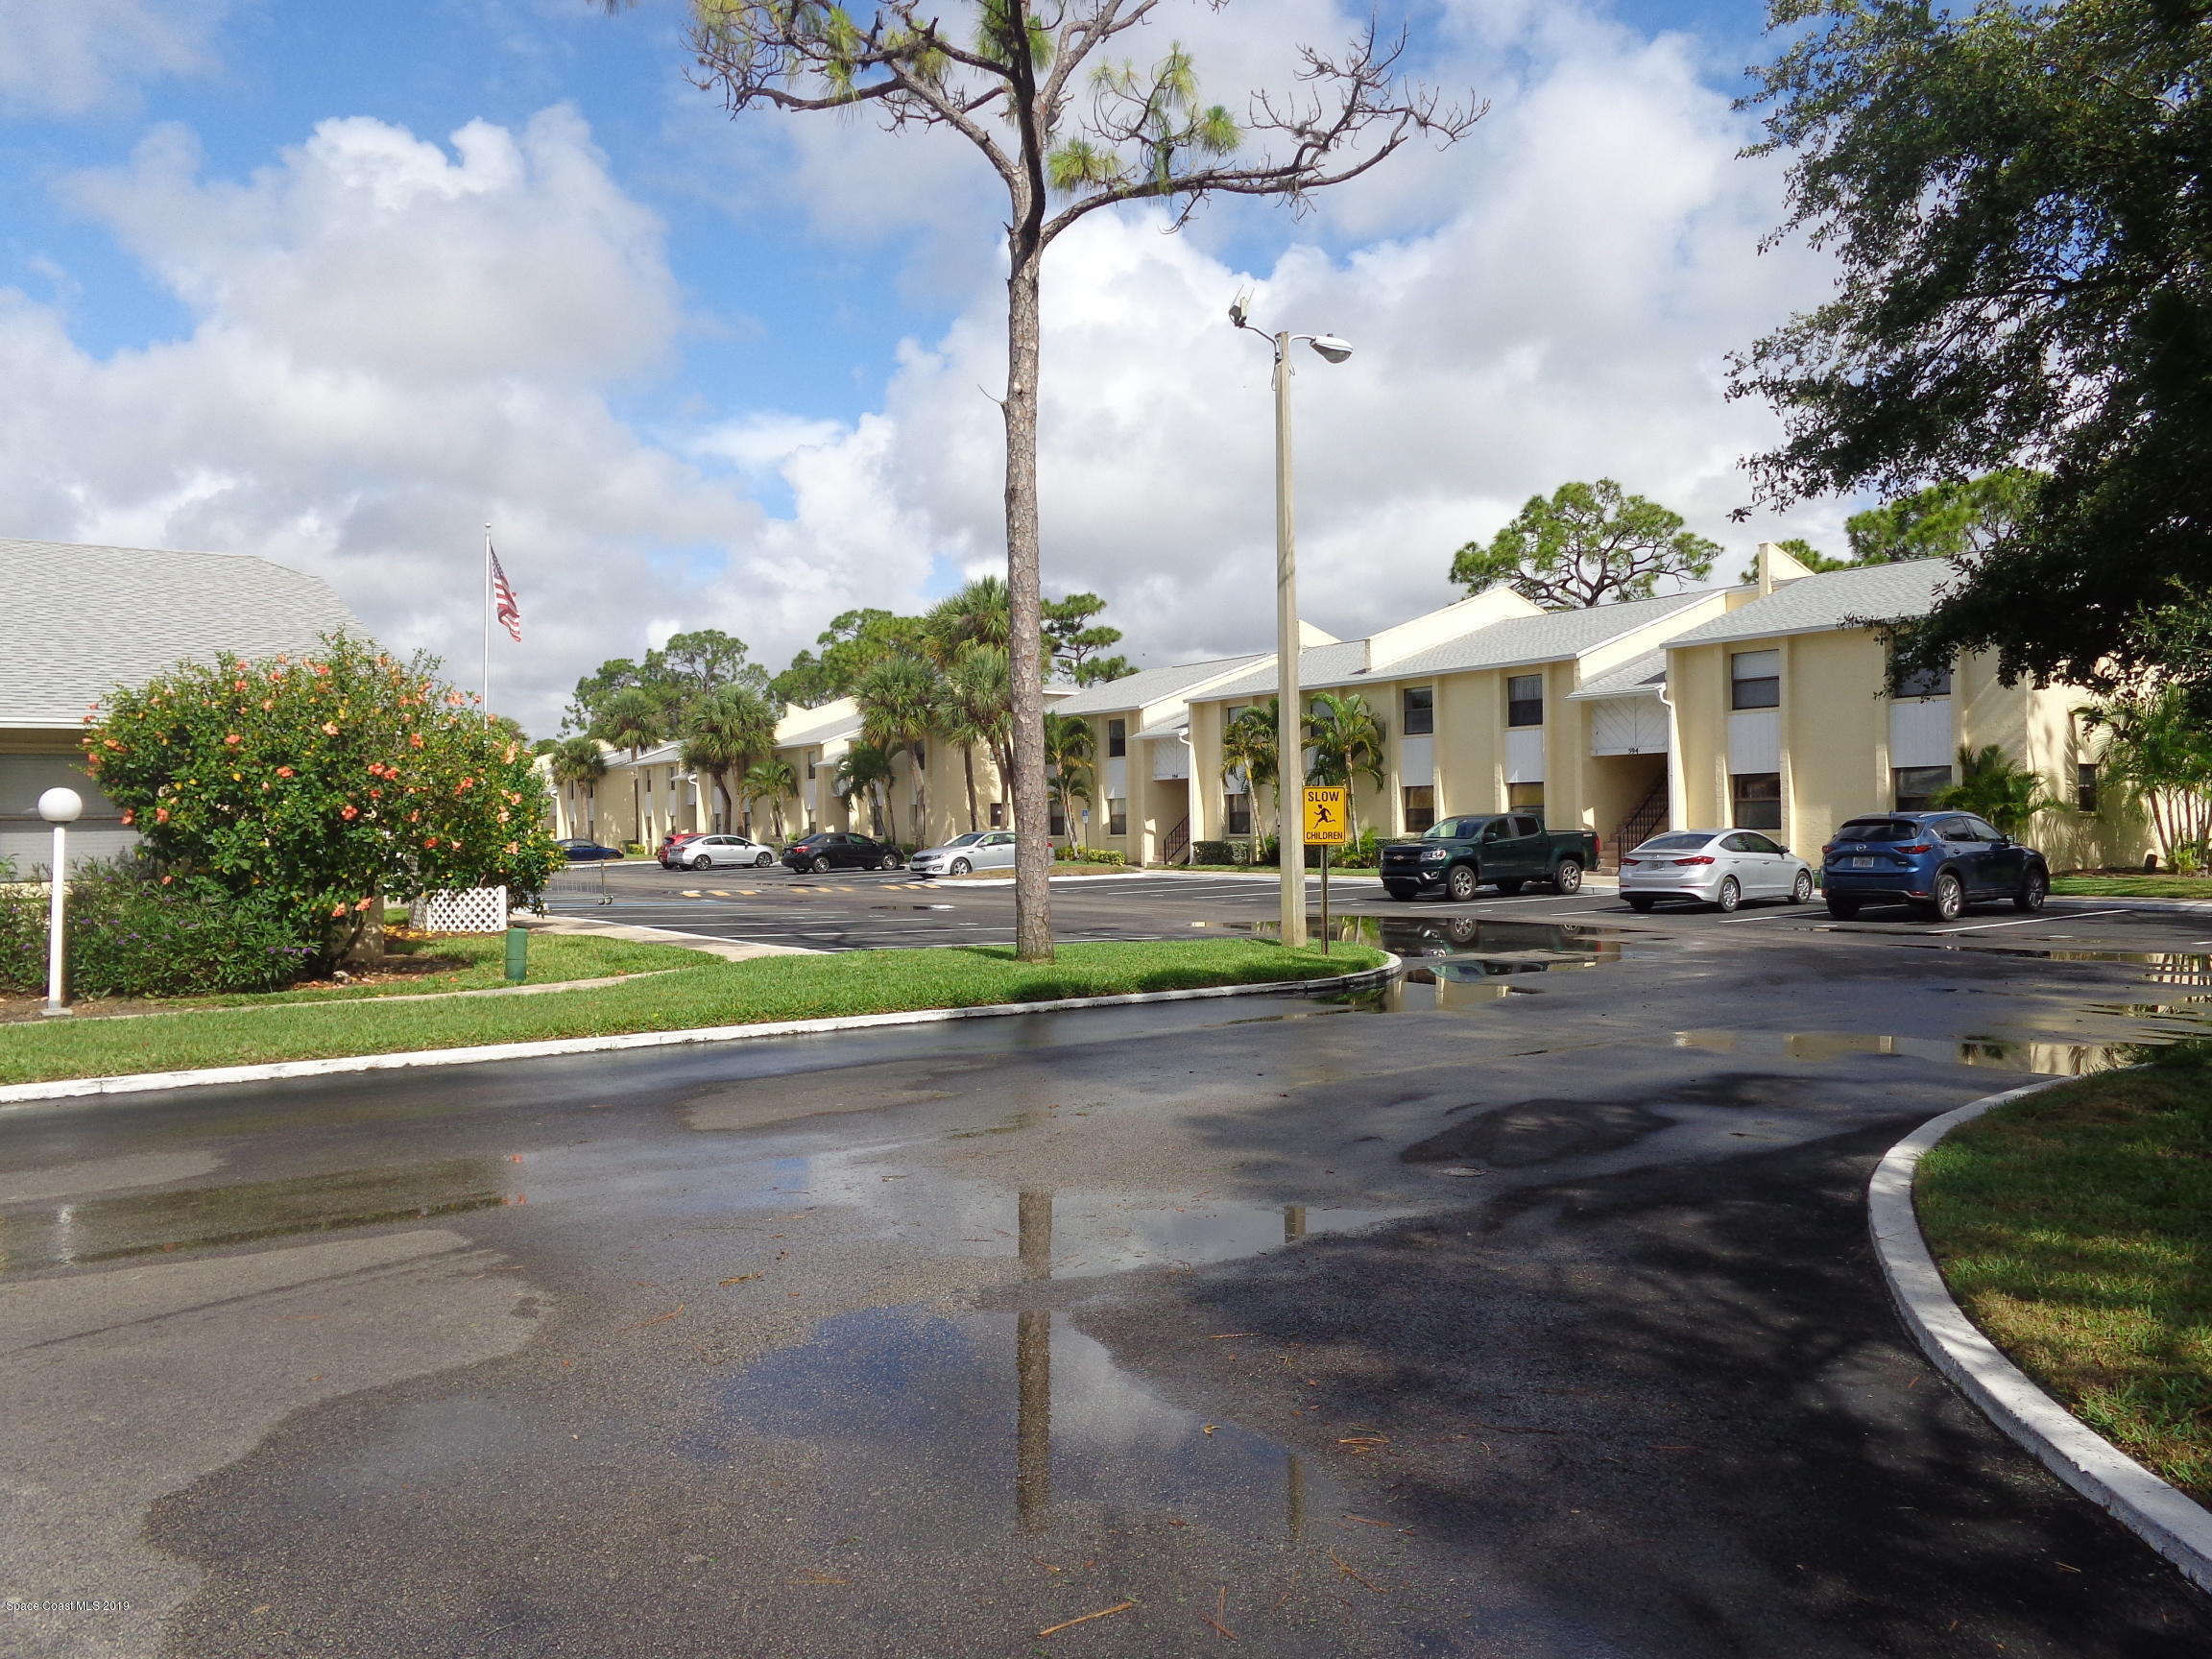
408, 886, 510, 933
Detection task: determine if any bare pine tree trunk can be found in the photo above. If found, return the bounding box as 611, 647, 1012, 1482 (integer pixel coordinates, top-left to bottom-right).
963, 748, 979, 832
1006, 249, 1053, 959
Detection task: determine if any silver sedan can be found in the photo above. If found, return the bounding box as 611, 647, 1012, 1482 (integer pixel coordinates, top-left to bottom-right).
909, 830, 1019, 877
1618, 829, 1815, 913
674, 833, 778, 871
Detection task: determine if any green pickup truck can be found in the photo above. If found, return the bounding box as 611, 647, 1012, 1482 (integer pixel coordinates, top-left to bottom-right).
1377, 813, 1599, 902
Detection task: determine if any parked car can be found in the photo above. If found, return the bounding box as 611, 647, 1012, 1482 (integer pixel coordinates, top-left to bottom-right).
1819, 811, 2050, 922
1619, 829, 1814, 913
1379, 814, 1598, 902
909, 830, 1019, 877
658, 832, 707, 863
781, 831, 904, 875
555, 838, 623, 862
667, 833, 778, 871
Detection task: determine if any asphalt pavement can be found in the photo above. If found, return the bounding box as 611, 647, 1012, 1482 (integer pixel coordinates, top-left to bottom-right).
4, 886, 2211, 1656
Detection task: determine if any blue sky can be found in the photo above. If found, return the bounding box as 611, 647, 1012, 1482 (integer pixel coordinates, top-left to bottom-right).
0, 1, 1833, 733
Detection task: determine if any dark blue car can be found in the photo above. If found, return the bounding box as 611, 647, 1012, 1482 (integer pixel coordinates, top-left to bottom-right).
1820, 811, 2050, 922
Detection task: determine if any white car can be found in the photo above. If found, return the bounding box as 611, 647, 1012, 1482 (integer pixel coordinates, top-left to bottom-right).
1618, 829, 1815, 913
909, 830, 1019, 877
673, 833, 778, 871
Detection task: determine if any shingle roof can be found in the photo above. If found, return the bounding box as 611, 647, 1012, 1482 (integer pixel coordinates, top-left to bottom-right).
1190, 591, 1711, 703
1048, 654, 1266, 716
0, 538, 362, 730
1666, 559, 1953, 647
1569, 650, 1668, 701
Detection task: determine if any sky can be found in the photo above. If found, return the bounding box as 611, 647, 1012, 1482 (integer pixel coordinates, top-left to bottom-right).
0, 0, 1844, 736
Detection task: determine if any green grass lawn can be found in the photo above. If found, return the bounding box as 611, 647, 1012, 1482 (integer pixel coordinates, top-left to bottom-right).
0, 938, 1383, 1086
1916, 1050, 2212, 1501
2051, 875, 2212, 900
179, 930, 708, 1009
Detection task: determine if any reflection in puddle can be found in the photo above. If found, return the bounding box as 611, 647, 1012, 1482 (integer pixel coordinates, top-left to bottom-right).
0, 1158, 513, 1272
1671, 1029, 2141, 1076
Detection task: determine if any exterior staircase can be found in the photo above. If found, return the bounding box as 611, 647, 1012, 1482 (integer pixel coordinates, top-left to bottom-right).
1161, 816, 1191, 866
1606, 783, 1668, 872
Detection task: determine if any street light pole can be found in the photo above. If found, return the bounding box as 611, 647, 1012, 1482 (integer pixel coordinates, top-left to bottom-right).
1270, 329, 1306, 948
1233, 301, 1353, 951
38, 786, 82, 1018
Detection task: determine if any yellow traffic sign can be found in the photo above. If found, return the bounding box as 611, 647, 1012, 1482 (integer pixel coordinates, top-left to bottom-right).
1302, 785, 1348, 845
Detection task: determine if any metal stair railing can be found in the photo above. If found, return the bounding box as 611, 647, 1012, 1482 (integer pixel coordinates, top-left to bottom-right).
1608, 783, 1669, 872
1162, 816, 1191, 866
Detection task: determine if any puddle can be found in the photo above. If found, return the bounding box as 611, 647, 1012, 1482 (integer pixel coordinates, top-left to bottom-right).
694, 1304, 1336, 1541
0, 1158, 514, 1272
1669, 1029, 2145, 1076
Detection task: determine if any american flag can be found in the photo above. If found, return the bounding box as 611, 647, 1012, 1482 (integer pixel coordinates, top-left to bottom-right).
490, 544, 522, 643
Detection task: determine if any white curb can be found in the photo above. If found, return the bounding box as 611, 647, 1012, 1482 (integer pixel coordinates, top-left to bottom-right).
0, 953, 1401, 1110
1869, 1079, 2212, 1593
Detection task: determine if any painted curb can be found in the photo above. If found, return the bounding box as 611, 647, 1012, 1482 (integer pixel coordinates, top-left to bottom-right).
0, 952, 1401, 1110
1869, 1079, 2212, 1594
2047, 894, 2212, 915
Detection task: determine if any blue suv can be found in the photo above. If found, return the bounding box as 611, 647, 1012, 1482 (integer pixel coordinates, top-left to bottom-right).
1820, 811, 2051, 922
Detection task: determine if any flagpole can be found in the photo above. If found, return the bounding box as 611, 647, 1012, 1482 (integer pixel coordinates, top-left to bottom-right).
482, 523, 493, 727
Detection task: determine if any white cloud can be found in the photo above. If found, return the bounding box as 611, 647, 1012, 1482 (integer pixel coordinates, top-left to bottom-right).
708, 0, 1844, 666
0, 0, 235, 117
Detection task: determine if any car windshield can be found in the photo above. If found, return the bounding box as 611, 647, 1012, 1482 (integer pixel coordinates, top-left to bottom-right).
942, 833, 987, 847
1636, 833, 1715, 852
1836, 819, 1920, 843
1419, 819, 1471, 840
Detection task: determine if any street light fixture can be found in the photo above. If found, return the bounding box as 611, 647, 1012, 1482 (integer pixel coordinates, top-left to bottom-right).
1232, 299, 1353, 949
37, 786, 81, 1018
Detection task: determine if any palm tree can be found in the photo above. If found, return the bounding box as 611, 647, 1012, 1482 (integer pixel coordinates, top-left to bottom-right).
1220, 699, 1282, 838
680, 685, 776, 832
743, 757, 798, 842
835, 741, 899, 839
925, 576, 1012, 663
1932, 743, 2056, 841
1042, 710, 1094, 848
549, 734, 607, 837
2080, 690, 2212, 854
1304, 690, 1387, 838
592, 685, 663, 845
855, 655, 945, 846
943, 643, 1013, 831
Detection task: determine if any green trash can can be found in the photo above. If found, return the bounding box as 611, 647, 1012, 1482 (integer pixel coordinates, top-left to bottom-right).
504, 926, 528, 983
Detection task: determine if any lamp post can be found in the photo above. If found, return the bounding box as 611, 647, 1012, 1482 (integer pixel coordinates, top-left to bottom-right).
37, 786, 82, 1018
1232, 299, 1353, 949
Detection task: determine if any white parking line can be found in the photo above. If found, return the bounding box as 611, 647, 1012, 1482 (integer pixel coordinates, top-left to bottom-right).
1716, 908, 1819, 924
1931, 907, 2133, 935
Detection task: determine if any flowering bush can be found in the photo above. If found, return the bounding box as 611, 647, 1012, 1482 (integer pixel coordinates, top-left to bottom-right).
0, 860, 311, 997
83, 633, 562, 966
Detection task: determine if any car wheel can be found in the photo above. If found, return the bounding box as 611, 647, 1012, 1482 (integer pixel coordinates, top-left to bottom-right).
1716, 876, 1742, 913
791, 858, 814, 876
950, 857, 972, 876
1930, 871, 1965, 922
755, 851, 773, 867
1791, 869, 1815, 904
689, 854, 711, 871
1494, 878, 1525, 896
2014, 868, 2048, 912
879, 853, 901, 871
1626, 895, 1656, 913
1826, 896, 1860, 920
1384, 882, 1419, 901
1446, 865, 1479, 902
1552, 860, 1583, 895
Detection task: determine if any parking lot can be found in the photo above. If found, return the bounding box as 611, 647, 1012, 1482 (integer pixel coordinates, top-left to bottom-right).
550, 856, 2211, 966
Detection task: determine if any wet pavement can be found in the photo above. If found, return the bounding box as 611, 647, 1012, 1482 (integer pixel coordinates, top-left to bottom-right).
3, 905, 2211, 1655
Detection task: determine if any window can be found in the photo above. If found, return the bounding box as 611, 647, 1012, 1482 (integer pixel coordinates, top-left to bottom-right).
1403, 784, 1435, 832
1894, 765, 1952, 811
1510, 815, 1543, 837
1730, 650, 1781, 710
1048, 802, 1067, 837
1720, 832, 1758, 854
1107, 798, 1127, 837
1107, 718, 1126, 757
1402, 686, 1434, 736
1895, 660, 1954, 698
1740, 831, 1787, 855
1507, 782, 1545, 814
1225, 792, 1252, 835
1506, 673, 1545, 728
990, 802, 1006, 828
805, 752, 817, 780
2077, 762, 2101, 814
1731, 771, 1782, 830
